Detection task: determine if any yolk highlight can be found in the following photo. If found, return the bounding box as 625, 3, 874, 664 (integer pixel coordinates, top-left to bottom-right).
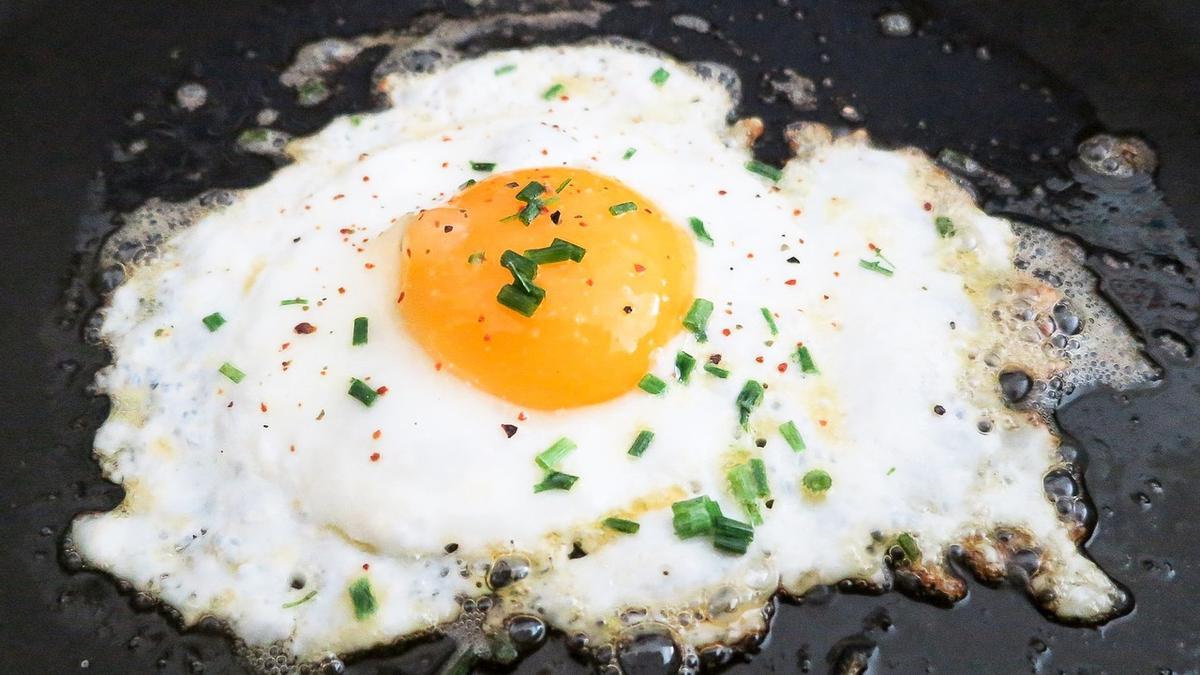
399, 168, 696, 409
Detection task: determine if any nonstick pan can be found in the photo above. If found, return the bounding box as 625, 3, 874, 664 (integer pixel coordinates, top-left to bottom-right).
2, 1, 1199, 672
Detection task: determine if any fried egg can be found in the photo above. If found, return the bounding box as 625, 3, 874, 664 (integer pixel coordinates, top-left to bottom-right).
72, 41, 1154, 670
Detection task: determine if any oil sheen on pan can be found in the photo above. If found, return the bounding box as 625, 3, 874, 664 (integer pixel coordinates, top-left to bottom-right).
62, 5, 1182, 674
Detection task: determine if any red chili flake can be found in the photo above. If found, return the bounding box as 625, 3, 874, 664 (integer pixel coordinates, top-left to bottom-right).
517, 412, 527, 421
280, 342, 291, 351
362, 175, 370, 182
290, 445, 296, 453
338, 287, 346, 294
372, 430, 381, 440
362, 563, 371, 570
586, 278, 594, 286
397, 292, 406, 303
540, 148, 548, 156
483, 334, 491, 342
260, 402, 269, 413
784, 279, 797, 286
718, 190, 727, 196
441, 136, 452, 142
746, 253, 755, 259
823, 294, 830, 300
633, 263, 646, 273
376, 386, 389, 396
818, 420, 828, 427
364, 262, 375, 269
755, 356, 764, 363
368, 451, 380, 460
833, 271, 840, 277
868, 242, 878, 251
501, 424, 518, 438
434, 362, 443, 371
441, 161, 449, 168
339, 228, 353, 235
792, 209, 801, 216
833, 250, 840, 257
559, 95, 569, 101
923, 201, 933, 211
777, 363, 788, 373
722, 328, 732, 337
333, 194, 345, 201
294, 322, 317, 334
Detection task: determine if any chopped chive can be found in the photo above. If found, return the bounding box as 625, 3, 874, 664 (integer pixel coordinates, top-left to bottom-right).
896, 532, 922, 562
349, 115, 363, 127
622, 147, 637, 160
712, 515, 754, 554
280, 297, 308, 306
282, 590, 318, 609
218, 362, 245, 383
887, 466, 896, 476
794, 345, 819, 374
535, 437, 577, 471
542, 83, 565, 100
727, 464, 763, 525
556, 177, 572, 193
469, 161, 496, 172
515, 181, 546, 203
352, 317, 369, 346
602, 517, 640, 534
534, 470, 578, 493
682, 298, 714, 342
517, 200, 542, 225
467, 251, 486, 265
760, 307, 779, 335
608, 201, 638, 216
935, 216, 956, 238
675, 351, 696, 383
688, 217, 714, 246
500, 250, 539, 291
348, 378, 379, 407
459, 178, 477, 190
858, 259, 895, 276
525, 238, 586, 264
638, 373, 667, 395
627, 430, 655, 457
779, 420, 806, 452
703, 362, 730, 378
745, 159, 783, 182
802, 469, 832, 494
749, 459, 771, 499
671, 496, 716, 538
650, 67, 670, 86
348, 577, 377, 620
494, 64, 517, 76
202, 312, 226, 332
496, 283, 545, 317
735, 380, 764, 427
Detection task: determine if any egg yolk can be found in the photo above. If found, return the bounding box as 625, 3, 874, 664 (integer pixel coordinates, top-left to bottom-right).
399, 168, 696, 410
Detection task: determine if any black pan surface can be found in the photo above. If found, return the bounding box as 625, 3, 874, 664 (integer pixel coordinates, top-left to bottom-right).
2, 1, 1199, 672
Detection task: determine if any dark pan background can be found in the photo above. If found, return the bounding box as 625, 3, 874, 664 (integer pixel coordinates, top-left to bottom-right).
2, 1, 1199, 673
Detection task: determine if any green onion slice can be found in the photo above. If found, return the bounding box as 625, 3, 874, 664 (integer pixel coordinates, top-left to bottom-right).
515, 181, 546, 203
494, 64, 517, 76
608, 201, 638, 216
534, 470, 578, 493
760, 307, 779, 335
556, 177, 572, 193
282, 590, 317, 609
622, 147, 637, 160
682, 298, 714, 342
535, 437, 577, 471
525, 238, 586, 264
859, 259, 895, 276
202, 312, 226, 332
779, 420, 806, 452
469, 161, 496, 172
727, 464, 764, 526
280, 297, 308, 306
688, 217, 714, 246
348, 378, 379, 407
935, 216, 956, 238
637, 373, 667, 395
896, 532, 922, 562
712, 515, 754, 554
517, 200, 542, 225
671, 496, 716, 538
802, 469, 832, 494
675, 351, 696, 383
348, 577, 377, 620
352, 317, 369, 346
703, 362, 730, 378
496, 283, 545, 317
749, 458, 770, 499
500, 250, 539, 291
794, 345, 819, 374
627, 430, 654, 458
542, 83, 565, 100
218, 362, 245, 384
602, 517, 640, 534
745, 160, 783, 182
735, 380, 764, 427
650, 67, 670, 86
467, 251, 486, 265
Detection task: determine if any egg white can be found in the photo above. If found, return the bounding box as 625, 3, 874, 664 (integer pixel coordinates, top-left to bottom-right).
73, 43, 1153, 665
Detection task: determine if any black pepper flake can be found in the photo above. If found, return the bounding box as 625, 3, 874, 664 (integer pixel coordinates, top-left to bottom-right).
567, 542, 588, 560
294, 322, 317, 334
444, 543, 459, 554
708, 354, 722, 364
754, 438, 767, 448
443, 225, 454, 233
934, 405, 946, 415
550, 211, 561, 224
505, 181, 519, 189
501, 424, 518, 438
786, 256, 800, 263
293, 237, 302, 243
623, 305, 633, 314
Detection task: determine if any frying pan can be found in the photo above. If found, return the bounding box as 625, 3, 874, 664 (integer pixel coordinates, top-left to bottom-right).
2, 0, 1199, 672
